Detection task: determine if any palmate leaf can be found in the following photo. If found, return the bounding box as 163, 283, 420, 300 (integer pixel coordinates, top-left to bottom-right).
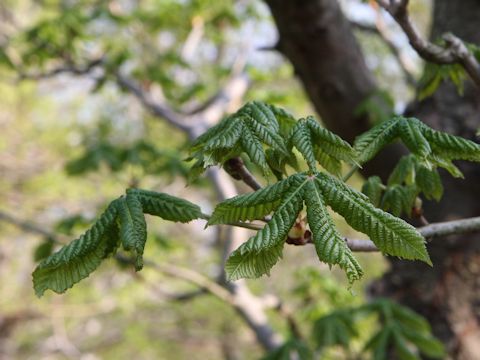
361, 299, 445, 360
213, 171, 429, 283
354, 116, 480, 169
33, 199, 120, 297
187, 101, 289, 176
189, 102, 357, 179
33, 189, 204, 297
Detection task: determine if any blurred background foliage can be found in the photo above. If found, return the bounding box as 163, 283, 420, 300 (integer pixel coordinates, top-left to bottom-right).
0, 0, 436, 359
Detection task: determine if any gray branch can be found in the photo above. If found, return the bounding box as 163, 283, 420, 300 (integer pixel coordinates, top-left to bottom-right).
345, 216, 480, 252
377, 0, 480, 87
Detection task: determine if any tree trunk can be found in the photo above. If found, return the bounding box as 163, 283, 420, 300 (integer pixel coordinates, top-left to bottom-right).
266, 0, 480, 357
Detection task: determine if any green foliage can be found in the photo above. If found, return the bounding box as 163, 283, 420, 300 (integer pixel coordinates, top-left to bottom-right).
312, 310, 357, 350
32, 189, 204, 297
418, 42, 480, 99
418, 63, 466, 100
361, 176, 383, 207
211, 171, 429, 284
188, 101, 290, 176
310, 299, 445, 359
66, 140, 188, 179
290, 116, 358, 173
362, 155, 445, 217
261, 339, 312, 360
361, 299, 445, 359
189, 102, 358, 179
33, 199, 120, 297
354, 116, 480, 167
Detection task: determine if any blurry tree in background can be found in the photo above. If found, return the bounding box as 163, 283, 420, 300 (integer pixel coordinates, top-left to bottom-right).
0, 0, 479, 359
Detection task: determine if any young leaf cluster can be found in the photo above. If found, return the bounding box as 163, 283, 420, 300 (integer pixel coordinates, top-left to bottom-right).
209, 171, 430, 285
354, 116, 480, 170
32, 189, 205, 297
310, 299, 445, 360
362, 155, 444, 217
188, 101, 358, 179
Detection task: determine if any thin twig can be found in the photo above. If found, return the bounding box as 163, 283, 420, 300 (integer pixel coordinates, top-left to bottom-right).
377, 0, 480, 87
18, 58, 104, 81
117, 255, 236, 304
224, 157, 263, 191
3, 209, 480, 255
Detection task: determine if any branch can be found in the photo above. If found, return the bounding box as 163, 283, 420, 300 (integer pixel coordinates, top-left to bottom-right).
116, 255, 235, 305
18, 58, 104, 81
114, 72, 196, 136
328, 216, 480, 252
224, 157, 263, 191
377, 0, 480, 87
0, 210, 58, 240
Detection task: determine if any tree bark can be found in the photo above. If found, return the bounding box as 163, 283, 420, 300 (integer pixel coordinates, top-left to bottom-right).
266, 0, 480, 357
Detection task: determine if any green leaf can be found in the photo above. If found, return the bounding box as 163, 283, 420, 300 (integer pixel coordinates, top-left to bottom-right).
416, 166, 443, 201
314, 147, 342, 177
33, 188, 205, 296
208, 177, 291, 225
306, 117, 357, 165
398, 118, 431, 159
33, 200, 120, 297
364, 327, 392, 360
403, 331, 445, 358
392, 329, 419, 360
362, 299, 445, 359
317, 172, 431, 265
428, 154, 464, 178
381, 185, 417, 217
313, 310, 357, 350
291, 119, 317, 171
290, 117, 357, 173
388, 155, 417, 186
305, 181, 363, 284
127, 188, 204, 222
420, 123, 480, 162
362, 176, 384, 207
225, 176, 306, 280
219, 170, 431, 283
118, 194, 147, 270
354, 117, 400, 164
240, 123, 270, 172
188, 101, 290, 176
